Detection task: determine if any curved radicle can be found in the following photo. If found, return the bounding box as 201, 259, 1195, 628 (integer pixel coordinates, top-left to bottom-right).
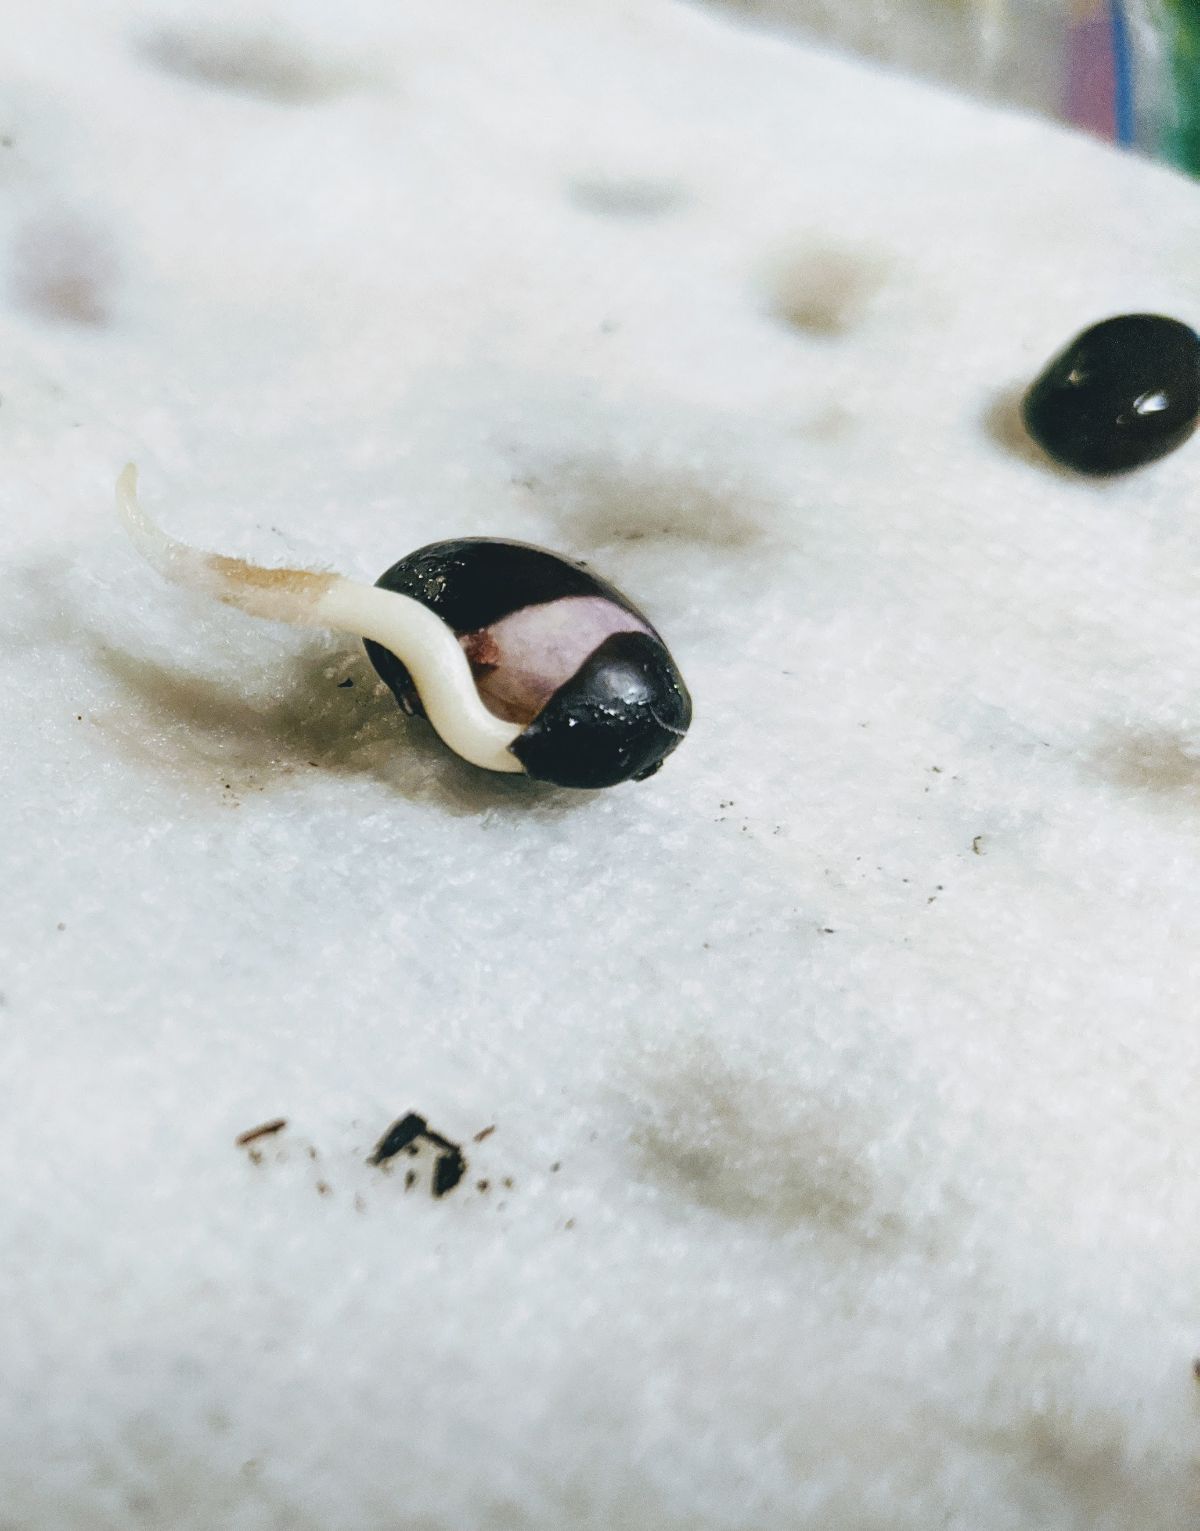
114, 465, 524, 774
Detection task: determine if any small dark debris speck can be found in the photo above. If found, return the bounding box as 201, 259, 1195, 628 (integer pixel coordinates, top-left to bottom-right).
404, 1170, 417, 1191
337, 678, 354, 688
502, 1176, 514, 1189
550, 1162, 561, 1173
236, 1118, 287, 1147
370, 1112, 426, 1164
316, 1181, 330, 1196
373, 1110, 468, 1198
248, 1148, 263, 1166
476, 1179, 490, 1193
564, 1219, 575, 1230
433, 1148, 466, 1198
473, 1124, 497, 1143
972, 835, 986, 855
307, 1145, 317, 1160
1192, 1357, 1200, 1381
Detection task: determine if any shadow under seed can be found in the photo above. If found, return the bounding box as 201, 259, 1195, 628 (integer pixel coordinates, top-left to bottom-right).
85, 635, 592, 821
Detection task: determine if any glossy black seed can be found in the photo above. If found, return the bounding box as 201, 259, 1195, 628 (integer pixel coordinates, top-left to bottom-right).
1021, 314, 1200, 475
364, 538, 691, 787
373, 539, 635, 632
510, 630, 692, 789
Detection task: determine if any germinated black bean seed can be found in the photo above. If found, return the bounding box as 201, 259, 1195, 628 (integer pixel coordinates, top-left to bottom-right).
115, 466, 692, 788
364, 539, 692, 788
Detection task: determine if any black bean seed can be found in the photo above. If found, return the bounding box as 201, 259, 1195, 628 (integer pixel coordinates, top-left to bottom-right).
1021, 314, 1200, 475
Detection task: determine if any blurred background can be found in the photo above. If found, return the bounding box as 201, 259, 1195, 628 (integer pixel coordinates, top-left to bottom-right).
696, 0, 1200, 173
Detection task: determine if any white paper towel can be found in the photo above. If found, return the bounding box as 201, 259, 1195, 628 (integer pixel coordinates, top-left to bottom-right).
1, 2, 1199, 1526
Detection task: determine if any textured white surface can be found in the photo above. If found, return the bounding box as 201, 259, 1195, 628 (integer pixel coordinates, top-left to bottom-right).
2, 2, 1200, 1527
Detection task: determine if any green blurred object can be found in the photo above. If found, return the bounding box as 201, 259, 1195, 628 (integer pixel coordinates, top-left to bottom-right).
1164, 0, 1200, 169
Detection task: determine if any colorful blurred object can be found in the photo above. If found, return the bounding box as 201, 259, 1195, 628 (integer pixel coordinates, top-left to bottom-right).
1159, 0, 1200, 169
697, 0, 1200, 174
1066, 1, 1133, 143
1105, 0, 1200, 172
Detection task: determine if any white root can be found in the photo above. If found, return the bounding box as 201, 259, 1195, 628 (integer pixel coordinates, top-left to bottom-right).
116, 464, 525, 774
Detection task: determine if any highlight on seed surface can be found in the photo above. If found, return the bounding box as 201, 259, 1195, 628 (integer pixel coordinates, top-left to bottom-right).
115, 466, 691, 787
